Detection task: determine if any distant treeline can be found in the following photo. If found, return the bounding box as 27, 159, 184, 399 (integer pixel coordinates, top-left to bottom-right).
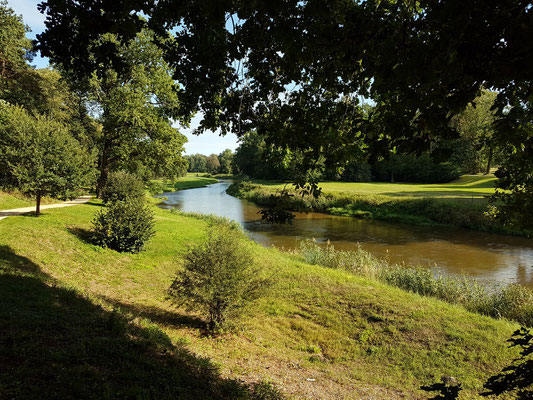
230, 89, 502, 184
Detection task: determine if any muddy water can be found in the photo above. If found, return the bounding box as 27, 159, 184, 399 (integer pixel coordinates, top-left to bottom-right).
157, 181, 533, 288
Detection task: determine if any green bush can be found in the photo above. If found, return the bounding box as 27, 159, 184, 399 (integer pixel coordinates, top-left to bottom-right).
101, 171, 145, 204
93, 198, 155, 253
169, 226, 268, 331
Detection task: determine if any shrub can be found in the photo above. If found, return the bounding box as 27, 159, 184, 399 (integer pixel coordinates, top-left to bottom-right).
93, 198, 155, 253
169, 226, 268, 331
101, 171, 145, 204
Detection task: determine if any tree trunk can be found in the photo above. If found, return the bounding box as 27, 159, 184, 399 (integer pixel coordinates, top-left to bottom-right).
390, 171, 395, 183
36, 193, 41, 217
484, 145, 493, 175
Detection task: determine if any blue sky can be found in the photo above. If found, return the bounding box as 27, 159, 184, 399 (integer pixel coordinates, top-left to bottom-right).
7, 0, 240, 156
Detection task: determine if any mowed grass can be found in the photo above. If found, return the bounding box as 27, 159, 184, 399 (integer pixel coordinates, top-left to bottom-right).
152, 174, 218, 193
253, 175, 497, 199
0, 190, 59, 210
0, 201, 521, 399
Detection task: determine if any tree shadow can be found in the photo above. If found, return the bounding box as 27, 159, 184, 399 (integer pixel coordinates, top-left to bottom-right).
67, 226, 95, 245
99, 295, 207, 331
0, 246, 284, 399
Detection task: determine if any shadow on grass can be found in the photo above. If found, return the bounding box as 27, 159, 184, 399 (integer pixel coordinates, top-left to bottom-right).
99, 295, 207, 331
67, 226, 95, 245
0, 246, 284, 399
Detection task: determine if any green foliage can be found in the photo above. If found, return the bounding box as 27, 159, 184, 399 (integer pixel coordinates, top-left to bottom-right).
101, 171, 145, 204
341, 161, 372, 182
372, 154, 461, 183
83, 30, 188, 193
93, 198, 155, 253
205, 154, 221, 174
218, 149, 234, 174
449, 90, 500, 175
0, 101, 94, 215
169, 226, 268, 331
185, 153, 208, 172
298, 239, 533, 327
0, 1, 33, 96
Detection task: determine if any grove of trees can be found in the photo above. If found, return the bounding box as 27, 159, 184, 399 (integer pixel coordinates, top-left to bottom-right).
0, 2, 189, 213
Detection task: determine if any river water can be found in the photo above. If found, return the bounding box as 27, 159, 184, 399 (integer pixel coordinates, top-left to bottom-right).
157, 181, 533, 288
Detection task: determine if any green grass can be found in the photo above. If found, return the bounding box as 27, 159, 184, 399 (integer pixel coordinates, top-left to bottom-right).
149, 174, 218, 194
0, 190, 59, 210
253, 175, 497, 198
0, 200, 524, 399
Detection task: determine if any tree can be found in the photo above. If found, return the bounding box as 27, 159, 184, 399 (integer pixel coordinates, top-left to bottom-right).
217, 149, 234, 175
37, 0, 533, 224
0, 101, 94, 216
186, 153, 208, 173
449, 91, 499, 175
0, 1, 33, 95
205, 154, 220, 174
169, 226, 267, 331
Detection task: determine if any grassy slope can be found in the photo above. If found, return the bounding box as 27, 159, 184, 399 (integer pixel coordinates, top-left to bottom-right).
0, 201, 520, 399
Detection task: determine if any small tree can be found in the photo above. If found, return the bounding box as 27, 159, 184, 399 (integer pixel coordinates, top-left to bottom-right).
0, 101, 94, 216
169, 226, 267, 331
101, 171, 145, 204
92, 198, 155, 253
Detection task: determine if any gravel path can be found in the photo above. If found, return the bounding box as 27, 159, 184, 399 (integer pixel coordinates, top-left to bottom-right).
0, 196, 93, 221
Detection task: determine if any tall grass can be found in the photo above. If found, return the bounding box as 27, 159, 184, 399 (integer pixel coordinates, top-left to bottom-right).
299, 239, 533, 327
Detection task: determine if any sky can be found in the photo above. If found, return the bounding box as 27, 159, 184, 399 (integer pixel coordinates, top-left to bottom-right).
7, 0, 240, 156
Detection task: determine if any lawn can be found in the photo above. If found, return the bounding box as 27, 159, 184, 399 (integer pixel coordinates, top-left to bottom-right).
151, 174, 218, 192
254, 175, 497, 199
0, 200, 521, 399
0, 190, 59, 210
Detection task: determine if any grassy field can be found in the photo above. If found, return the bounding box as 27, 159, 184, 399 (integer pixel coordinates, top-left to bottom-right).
150, 174, 218, 193
0, 199, 523, 399
253, 175, 497, 199
227, 175, 529, 236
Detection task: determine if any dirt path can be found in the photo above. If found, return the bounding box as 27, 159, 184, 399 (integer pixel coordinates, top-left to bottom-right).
0, 196, 93, 221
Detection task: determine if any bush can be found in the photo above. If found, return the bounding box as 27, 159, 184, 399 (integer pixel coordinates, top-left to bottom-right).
101, 171, 145, 204
169, 226, 268, 331
93, 198, 155, 253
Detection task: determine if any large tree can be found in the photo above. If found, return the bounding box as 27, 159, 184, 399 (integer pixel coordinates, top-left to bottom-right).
84, 31, 188, 194
37, 0, 533, 225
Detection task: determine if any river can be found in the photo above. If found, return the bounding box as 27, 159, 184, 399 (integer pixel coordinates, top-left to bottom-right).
157, 181, 533, 288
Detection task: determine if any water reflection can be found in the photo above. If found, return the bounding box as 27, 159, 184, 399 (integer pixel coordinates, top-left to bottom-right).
157, 181, 533, 288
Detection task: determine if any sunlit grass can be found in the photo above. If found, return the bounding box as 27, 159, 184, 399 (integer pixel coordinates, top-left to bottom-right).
0, 201, 522, 398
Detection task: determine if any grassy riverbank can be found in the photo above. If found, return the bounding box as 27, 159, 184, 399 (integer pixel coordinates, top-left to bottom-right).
149, 174, 218, 194
0, 199, 526, 399
227, 176, 529, 236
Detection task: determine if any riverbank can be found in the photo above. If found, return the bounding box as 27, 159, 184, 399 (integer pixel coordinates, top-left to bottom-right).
148, 174, 218, 194
227, 178, 530, 236
0, 198, 526, 399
